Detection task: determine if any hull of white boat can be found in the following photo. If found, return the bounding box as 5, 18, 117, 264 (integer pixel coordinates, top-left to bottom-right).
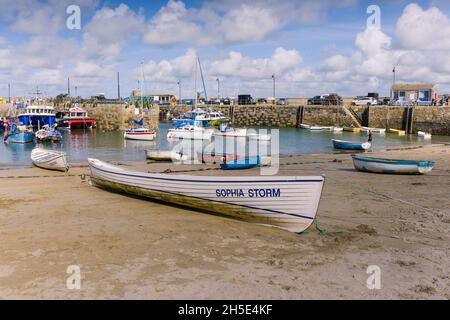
31, 148, 69, 172
88, 158, 325, 233
213, 128, 247, 137
352, 155, 434, 174
145, 150, 188, 161
124, 131, 155, 141
167, 129, 213, 140
361, 127, 386, 134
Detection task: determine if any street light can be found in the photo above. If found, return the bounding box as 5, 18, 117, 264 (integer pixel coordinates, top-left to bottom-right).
216, 78, 220, 100
272, 74, 276, 104
177, 81, 181, 104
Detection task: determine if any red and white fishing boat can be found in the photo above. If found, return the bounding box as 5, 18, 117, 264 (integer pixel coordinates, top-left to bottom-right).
58, 107, 96, 129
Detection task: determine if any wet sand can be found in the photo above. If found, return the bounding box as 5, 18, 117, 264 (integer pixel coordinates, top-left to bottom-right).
0, 145, 449, 299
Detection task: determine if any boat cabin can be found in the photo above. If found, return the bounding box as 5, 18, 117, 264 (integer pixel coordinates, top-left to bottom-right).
67, 107, 88, 118
22, 105, 55, 115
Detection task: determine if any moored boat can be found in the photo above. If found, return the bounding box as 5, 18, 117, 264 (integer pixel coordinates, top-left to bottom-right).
352, 155, 434, 174
35, 125, 63, 142
299, 124, 310, 129
333, 127, 343, 132
31, 147, 69, 172
18, 105, 56, 128
145, 150, 188, 161
167, 122, 214, 140
124, 128, 156, 141
417, 131, 431, 139
57, 106, 96, 129
4, 124, 35, 144
213, 125, 247, 137
343, 127, 361, 133
389, 128, 406, 135
220, 156, 260, 170
361, 127, 386, 134
332, 139, 371, 150
88, 158, 325, 233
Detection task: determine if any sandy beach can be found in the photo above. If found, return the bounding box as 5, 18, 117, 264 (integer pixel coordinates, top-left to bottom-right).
0, 145, 449, 299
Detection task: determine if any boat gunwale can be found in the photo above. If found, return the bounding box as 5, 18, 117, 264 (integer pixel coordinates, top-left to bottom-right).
88, 158, 324, 183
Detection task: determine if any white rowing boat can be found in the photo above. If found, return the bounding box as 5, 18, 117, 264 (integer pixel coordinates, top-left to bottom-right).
361, 127, 386, 134
417, 131, 432, 139
31, 148, 69, 172
88, 158, 325, 233
145, 150, 188, 161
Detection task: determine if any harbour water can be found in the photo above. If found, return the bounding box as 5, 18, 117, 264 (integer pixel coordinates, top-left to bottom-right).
1, 122, 449, 166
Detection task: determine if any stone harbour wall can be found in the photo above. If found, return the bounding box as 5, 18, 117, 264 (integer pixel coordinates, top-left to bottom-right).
56, 103, 159, 131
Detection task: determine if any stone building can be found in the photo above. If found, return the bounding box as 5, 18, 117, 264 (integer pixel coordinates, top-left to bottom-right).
391, 83, 437, 103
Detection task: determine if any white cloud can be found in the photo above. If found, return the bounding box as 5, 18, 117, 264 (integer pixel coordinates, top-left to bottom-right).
82, 4, 145, 61
143, 0, 357, 47
396, 3, 450, 51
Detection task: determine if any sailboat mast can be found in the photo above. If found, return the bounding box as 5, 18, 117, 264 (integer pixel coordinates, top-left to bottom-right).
140, 62, 144, 108
194, 56, 198, 107
198, 56, 208, 101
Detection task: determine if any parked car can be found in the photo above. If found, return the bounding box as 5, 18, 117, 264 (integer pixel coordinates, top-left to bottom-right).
415, 98, 433, 106
381, 98, 391, 105
323, 93, 343, 106
276, 98, 288, 105
307, 95, 324, 105
257, 98, 268, 104
238, 94, 256, 105
351, 96, 378, 106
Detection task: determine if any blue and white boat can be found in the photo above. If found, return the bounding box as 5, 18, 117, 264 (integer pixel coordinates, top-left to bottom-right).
332, 139, 371, 151
18, 105, 56, 128
352, 155, 435, 174
4, 125, 35, 144
220, 156, 261, 170
172, 108, 226, 127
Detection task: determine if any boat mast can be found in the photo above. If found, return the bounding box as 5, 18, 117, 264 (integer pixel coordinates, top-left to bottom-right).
194, 56, 198, 108
198, 56, 208, 102
140, 62, 144, 109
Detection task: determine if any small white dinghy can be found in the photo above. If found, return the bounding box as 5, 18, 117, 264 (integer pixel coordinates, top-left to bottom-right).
145, 150, 188, 161
417, 131, 432, 139
31, 148, 69, 172
88, 158, 325, 233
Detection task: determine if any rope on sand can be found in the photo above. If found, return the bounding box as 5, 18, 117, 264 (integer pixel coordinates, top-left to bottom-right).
0, 174, 77, 179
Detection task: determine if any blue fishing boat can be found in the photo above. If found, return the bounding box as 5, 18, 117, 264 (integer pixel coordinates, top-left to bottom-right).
352, 155, 435, 174
332, 139, 371, 151
18, 105, 56, 128
5, 131, 35, 144
220, 156, 260, 170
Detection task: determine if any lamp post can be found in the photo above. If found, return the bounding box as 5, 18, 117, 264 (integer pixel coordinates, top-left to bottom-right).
216, 78, 220, 101
272, 74, 276, 104
177, 81, 181, 104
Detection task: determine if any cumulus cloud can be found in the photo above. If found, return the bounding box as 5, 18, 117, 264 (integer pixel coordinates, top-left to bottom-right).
82, 4, 145, 61
143, 0, 357, 47
396, 3, 450, 50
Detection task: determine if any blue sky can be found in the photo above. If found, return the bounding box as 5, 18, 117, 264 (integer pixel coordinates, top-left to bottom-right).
0, 0, 450, 98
